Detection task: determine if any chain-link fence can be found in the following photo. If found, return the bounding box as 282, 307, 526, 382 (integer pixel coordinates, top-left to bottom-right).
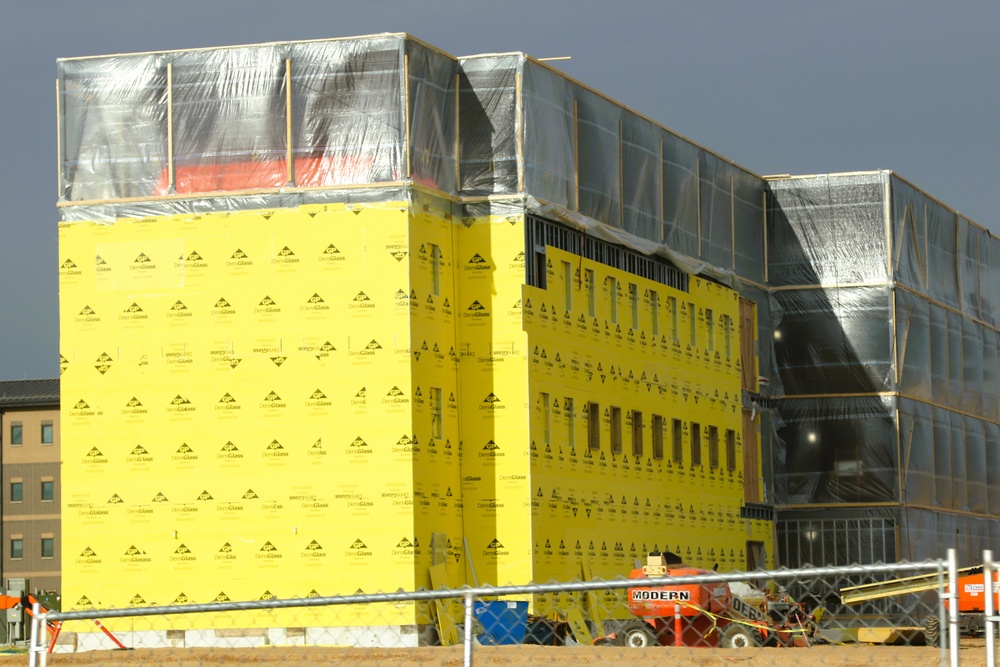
28, 551, 971, 667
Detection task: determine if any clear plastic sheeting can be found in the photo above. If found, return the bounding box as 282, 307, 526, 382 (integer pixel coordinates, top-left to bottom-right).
773, 286, 894, 395
458, 55, 519, 196
58, 35, 458, 202
898, 398, 997, 514
289, 37, 405, 188
458, 56, 767, 285
901, 507, 1000, 564
170, 46, 288, 194
767, 173, 888, 287
775, 395, 897, 505
59, 55, 168, 201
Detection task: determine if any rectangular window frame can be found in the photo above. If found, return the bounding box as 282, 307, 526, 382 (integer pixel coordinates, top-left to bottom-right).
672, 419, 683, 464
691, 422, 702, 466
726, 429, 737, 472
565, 397, 575, 450
650, 290, 659, 336
563, 260, 573, 312
10, 481, 23, 503
41, 537, 54, 560
541, 392, 551, 446
708, 425, 719, 468
669, 296, 679, 342
706, 308, 715, 352
10, 538, 23, 560
41, 479, 55, 502
430, 387, 443, 440
586, 269, 596, 318
41, 420, 54, 445
724, 314, 733, 359
10, 422, 22, 446
631, 410, 643, 458
429, 243, 442, 297
588, 402, 601, 450
651, 414, 664, 460
629, 283, 639, 330
688, 301, 697, 347
609, 277, 618, 324
610, 406, 623, 455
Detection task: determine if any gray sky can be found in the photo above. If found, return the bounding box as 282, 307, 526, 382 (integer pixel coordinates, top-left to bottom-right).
1, 0, 997, 380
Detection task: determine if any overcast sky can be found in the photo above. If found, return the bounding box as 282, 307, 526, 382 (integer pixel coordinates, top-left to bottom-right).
0, 0, 997, 380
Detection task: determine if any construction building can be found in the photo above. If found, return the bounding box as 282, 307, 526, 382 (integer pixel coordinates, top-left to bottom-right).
0, 378, 61, 625
53, 33, 998, 643
768, 173, 1000, 566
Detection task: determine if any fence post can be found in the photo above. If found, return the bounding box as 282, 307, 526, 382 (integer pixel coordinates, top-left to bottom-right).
463, 591, 474, 667
947, 548, 959, 667
986, 550, 996, 667
27, 601, 42, 667
674, 603, 682, 647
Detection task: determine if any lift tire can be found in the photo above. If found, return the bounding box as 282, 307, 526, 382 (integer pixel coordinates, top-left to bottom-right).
924, 615, 941, 647
720, 623, 760, 649
617, 620, 658, 648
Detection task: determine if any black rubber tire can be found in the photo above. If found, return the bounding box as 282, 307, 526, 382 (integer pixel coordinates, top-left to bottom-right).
924, 615, 941, 647
720, 623, 760, 648
617, 620, 657, 648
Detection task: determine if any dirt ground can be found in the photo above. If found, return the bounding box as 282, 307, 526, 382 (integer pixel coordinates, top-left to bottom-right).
0, 642, 989, 667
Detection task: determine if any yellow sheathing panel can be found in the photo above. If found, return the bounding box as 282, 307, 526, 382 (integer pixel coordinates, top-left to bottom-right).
408, 197, 465, 589
455, 214, 532, 587
59, 203, 422, 626
524, 246, 772, 616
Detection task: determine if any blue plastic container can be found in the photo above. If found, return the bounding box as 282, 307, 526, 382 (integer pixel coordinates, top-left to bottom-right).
473, 600, 528, 645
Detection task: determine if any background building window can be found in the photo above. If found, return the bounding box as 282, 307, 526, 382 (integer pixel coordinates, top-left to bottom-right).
10, 482, 23, 503
41, 480, 54, 502
41, 421, 54, 445
41, 537, 54, 559
10, 422, 22, 446
10, 539, 23, 560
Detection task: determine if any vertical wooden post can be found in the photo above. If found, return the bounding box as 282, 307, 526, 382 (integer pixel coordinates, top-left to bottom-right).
285, 58, 294, 186
618, 120, 624, 227
167, 61, 175, 194
883, 174, 892, 280
696, 158, 702, 254
515, 71, 524, 193
730, 173, 736, 270
404, 54, 411, 179
573, 99, 579, 211
55, 80, 62, 199
658, 138, 664, 242
453, 72, 461, 190
763, 190, 769, 284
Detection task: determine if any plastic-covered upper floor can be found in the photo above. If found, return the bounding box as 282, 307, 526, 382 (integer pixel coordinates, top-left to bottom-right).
767, 171, 1000, 512
56, 34, 768, 287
